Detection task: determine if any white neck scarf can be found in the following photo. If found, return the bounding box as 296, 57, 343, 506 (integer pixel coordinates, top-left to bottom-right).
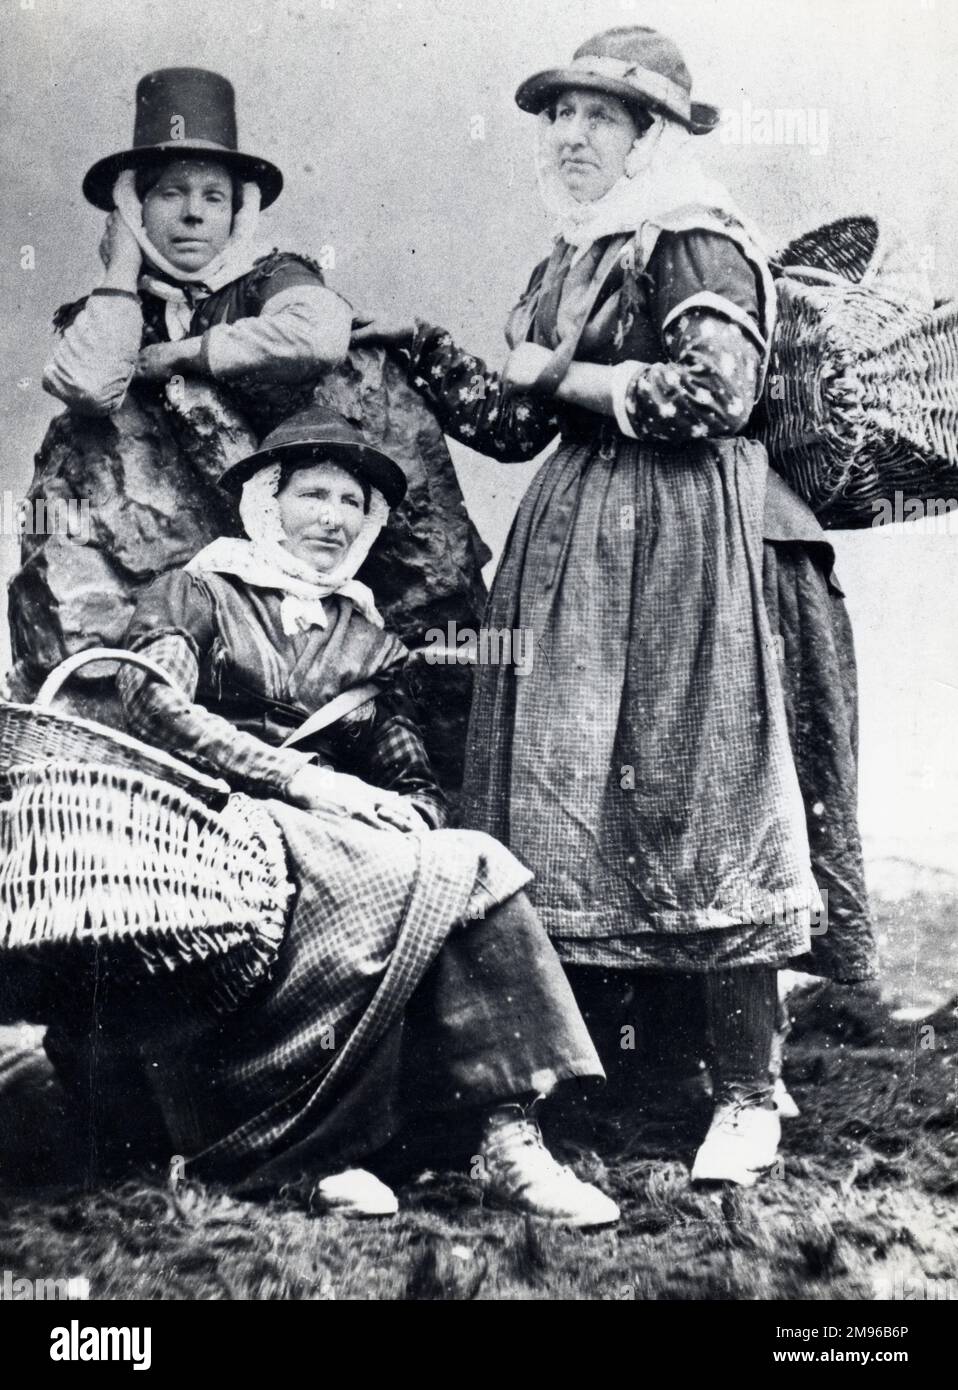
112, 168, 263, 339
188, 463, 388, 636
536, 111, 767, 264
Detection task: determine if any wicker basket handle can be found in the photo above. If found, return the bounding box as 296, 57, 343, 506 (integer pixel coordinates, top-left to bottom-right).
778, 263, 854, 288
35, 647, 176, 710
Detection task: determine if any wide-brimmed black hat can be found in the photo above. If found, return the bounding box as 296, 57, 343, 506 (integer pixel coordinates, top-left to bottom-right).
219, 405, 409, 509
515, 26, 719, 135
82, 67, 284, 211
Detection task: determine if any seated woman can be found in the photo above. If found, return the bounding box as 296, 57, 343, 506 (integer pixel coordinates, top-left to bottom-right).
114, 402, 618, 1227
43, 67, 351, 429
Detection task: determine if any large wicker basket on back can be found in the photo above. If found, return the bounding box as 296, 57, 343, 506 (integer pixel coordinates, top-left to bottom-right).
0, 649, 292, 1033
759, 216, 958, 528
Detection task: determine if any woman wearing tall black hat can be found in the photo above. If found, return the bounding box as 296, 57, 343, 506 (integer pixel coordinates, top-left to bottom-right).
43, 68, 351, 427
105, 403, 618, 1226
355, 26, 876, 1185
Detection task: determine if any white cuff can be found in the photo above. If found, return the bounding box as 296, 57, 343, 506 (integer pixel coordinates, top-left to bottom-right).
661, 292, 768, 358
609, 360, 644, 440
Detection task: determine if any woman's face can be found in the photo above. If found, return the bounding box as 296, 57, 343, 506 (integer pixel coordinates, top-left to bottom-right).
545, 87, 640, 203
277, 461, 367, 574
141, 158, 234, 272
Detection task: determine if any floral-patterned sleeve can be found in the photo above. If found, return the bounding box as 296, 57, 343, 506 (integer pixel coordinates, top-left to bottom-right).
609, 230, 768, 444
405, 324, 560, 463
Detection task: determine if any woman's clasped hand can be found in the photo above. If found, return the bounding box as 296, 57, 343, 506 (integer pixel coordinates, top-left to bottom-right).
287, 763, 429, 833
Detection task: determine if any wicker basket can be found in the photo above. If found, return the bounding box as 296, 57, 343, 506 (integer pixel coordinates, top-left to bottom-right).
0, 652, 292, 1031
760, 216, 958, 528
0, 648, 230, 808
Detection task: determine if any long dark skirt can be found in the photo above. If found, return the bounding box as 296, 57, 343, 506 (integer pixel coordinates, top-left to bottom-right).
216, 890, 603, 1193
762, 540, 876, 983
43, 890, 603, 1190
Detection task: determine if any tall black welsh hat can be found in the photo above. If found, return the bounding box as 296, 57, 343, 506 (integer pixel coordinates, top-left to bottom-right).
82, 67, 284, 211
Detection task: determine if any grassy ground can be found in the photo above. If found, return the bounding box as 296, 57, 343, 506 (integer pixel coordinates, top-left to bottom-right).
1, 892, 956, 1301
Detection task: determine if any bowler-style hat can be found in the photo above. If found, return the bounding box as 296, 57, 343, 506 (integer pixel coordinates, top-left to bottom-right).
515, 26, 719, 135
218, 404, 409, 509
82, 67, 284, 211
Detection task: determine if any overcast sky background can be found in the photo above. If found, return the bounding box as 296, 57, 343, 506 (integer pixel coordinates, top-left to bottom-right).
2, 0, 957, 876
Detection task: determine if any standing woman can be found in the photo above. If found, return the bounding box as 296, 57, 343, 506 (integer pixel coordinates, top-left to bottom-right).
356, 26, 875, 1186
13, 67, 353, 705
43, 67, 352, 430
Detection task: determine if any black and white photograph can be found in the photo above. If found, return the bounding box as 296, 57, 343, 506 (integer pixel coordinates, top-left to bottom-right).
0, 0, 956, 1329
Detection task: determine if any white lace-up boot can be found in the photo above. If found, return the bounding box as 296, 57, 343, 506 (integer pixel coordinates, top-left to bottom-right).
477, 1105, 620, 1228
690, 1086, 781, 1187
313, 1168, 399, 1217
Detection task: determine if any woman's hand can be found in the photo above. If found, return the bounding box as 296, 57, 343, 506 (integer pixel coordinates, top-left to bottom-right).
98, 211, 142, 289
373, 799, 431, 833
288, 765, 427, 833
134, 338, 203, 381
502, 341, 555, 393
350, 313, 416, 349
